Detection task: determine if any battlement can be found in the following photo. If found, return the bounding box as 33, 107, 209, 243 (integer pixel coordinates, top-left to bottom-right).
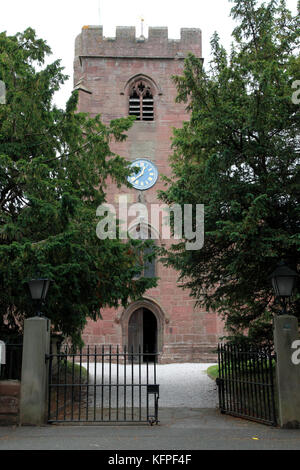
75, 26, 202, 59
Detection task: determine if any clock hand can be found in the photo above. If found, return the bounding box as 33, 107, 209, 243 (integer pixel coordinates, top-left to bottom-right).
132, 166, 145, 183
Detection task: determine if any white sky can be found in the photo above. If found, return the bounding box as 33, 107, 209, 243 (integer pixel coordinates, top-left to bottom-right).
1, 0, 298, 109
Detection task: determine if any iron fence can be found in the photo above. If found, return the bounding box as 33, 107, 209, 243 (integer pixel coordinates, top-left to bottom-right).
47, 345, 160, 425
217, 343, 277, 426
0, 342, 23, 381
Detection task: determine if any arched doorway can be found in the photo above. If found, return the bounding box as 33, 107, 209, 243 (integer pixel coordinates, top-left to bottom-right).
128, 308, 157, 362
119, 297, 168, 362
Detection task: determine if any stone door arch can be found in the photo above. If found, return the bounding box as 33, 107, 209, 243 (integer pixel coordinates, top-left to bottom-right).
120, 298, 166, 359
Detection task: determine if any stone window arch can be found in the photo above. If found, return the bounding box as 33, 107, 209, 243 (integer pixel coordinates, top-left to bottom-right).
128, 222, 157, 278
128, 79, 154, 121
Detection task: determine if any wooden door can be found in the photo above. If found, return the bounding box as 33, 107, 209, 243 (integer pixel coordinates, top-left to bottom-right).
128, 308, 143, 358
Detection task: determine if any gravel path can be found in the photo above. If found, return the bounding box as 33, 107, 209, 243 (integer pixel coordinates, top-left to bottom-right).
157, 363, 218, 408
82, 362, 218, 409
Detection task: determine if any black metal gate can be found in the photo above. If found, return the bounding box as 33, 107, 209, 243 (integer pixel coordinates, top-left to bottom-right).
217, 343, 277, 426
47, 345, 159, 424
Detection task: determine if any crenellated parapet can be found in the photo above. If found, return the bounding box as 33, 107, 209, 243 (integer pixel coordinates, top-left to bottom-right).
75, 26, 202, 59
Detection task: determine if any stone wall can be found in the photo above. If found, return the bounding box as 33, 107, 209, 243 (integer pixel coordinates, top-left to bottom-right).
0, 380, 20, 425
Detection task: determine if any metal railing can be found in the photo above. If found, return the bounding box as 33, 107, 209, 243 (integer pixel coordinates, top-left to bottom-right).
217, 343, 277, 426
0, 342, 23, 381
47, 345, 160, 425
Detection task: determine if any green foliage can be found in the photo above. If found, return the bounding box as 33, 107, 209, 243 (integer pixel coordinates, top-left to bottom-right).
159, 0, 300, 346
0, 28, 157, 345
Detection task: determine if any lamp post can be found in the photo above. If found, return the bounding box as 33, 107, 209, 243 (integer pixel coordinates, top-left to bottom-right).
21, 279, 52, 425
270, 262, 300, 429
269, 261, 299, 315
27, 278, 51, 317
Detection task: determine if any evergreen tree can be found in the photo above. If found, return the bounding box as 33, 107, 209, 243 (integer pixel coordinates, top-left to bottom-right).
0, 28, 156, 345
159, 0, 300, 345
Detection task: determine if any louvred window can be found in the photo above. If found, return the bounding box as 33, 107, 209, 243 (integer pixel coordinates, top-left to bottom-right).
129, 81, 154, 121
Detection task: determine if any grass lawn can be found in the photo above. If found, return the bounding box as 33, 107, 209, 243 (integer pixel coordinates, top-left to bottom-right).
206, 360, 276, 382
206, 364, 219, 381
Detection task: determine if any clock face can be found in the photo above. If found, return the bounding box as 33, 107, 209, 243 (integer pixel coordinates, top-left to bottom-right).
128, 159, 158, 190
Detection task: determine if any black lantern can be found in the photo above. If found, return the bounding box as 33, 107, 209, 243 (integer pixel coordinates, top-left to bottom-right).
269, 262, 299, 314
28, 278, 51, 300
269, 262, 299, 298
27, 278, 51, 316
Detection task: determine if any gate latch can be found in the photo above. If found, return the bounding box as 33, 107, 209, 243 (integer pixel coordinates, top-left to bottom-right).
147, 384, 160, 425
147, 384, 159, 396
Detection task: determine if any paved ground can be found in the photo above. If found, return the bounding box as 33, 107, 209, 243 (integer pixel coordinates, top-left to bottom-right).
1, 363, 300, 451
1, 408, 300, 450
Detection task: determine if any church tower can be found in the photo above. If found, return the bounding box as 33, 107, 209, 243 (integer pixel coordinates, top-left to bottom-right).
74, 25, 224, 362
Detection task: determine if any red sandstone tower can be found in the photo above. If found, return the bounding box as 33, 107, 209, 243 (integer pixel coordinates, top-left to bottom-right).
74, 25, 224, 362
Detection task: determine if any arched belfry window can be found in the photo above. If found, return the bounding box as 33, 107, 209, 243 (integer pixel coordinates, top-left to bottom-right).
129, 223, 157, 278
129, 80, 154, 121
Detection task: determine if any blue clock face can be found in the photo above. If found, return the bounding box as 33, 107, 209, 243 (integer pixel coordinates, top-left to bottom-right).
128, 159, 158, 190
